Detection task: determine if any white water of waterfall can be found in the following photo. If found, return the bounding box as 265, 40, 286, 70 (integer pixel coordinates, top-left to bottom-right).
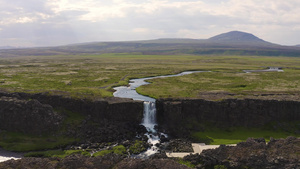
135, 101, 161, 158
142, 101, 157, 132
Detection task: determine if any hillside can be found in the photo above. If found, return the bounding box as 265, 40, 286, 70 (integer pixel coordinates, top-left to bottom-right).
1, 31, 300, 57
208, 31, 278, 47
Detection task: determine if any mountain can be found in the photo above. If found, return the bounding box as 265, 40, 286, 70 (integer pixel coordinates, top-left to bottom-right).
1, 31, 300, 57
208, 31, 277, 47
209, 31, 264, 42
0, 46, 16, 49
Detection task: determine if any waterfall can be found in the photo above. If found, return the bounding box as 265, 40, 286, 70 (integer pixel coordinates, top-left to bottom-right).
136, 101, 161, 158
142, 101, 157, 133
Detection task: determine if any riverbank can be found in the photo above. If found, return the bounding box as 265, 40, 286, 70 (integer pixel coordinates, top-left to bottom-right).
0, 148, 23, 163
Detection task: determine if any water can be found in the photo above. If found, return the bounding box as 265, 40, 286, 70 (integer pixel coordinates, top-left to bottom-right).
142, 101, 157, 133
0, 148, 22, 163
113, 71, 205, 102
243, 67, 284, 73
113, 71, 206, 157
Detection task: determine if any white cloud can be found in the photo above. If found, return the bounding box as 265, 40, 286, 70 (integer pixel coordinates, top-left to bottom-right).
0, 0, 300, 46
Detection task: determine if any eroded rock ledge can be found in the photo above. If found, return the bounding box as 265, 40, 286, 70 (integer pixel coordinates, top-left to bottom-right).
0, 91, 144, 137
0, 96, 61, 135
156, 98, 300, 137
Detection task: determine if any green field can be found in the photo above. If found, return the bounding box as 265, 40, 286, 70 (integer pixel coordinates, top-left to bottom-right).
0, 54, 300, 149
1, 54, 300, 99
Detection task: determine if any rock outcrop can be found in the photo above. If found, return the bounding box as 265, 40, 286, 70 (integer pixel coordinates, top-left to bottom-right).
156, 99, 300, 137
183, 137, 300, 169
0, 154, 190, 169
3, 92, 144, 124
0, 96, 62, 135
0, 91, 144, 141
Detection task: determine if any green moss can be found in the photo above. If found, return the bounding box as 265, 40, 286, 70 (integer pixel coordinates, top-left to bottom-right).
92, 145, 126, 157
112, 145, 126, 155
214, 165, 228, 169
176, 159, 196, 168
129, 140, 147, 154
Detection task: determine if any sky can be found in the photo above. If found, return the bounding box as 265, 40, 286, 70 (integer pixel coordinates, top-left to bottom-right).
0, 0, 300, 47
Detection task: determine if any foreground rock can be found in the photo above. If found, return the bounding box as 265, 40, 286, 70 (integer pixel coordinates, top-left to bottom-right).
0, 154, 189, 169
183, 137, 300, 169
164, 139, 193, 152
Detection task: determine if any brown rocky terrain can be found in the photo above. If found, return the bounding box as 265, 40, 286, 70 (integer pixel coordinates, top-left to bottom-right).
183, 137, 300, 169
0, 137, 299, 169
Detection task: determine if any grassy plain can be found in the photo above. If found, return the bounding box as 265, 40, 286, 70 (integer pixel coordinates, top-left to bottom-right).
1, 54, 300, 99
0, 54, 300, 148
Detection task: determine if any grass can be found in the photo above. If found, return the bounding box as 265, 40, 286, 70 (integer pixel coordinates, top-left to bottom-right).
92, 145, 126, 157
1, 54, 300, 151
191, 128, 300, 145
0, 54, 299, 99
0, 131, 76, 152
176, 158, 196, 168
137, 69, 300, 99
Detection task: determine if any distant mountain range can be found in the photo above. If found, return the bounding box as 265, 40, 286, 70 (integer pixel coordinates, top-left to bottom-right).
0, 46, 17, 50
1, 31, 300, 57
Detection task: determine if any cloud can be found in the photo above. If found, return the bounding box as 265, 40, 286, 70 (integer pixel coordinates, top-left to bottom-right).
0, 0, 300, 46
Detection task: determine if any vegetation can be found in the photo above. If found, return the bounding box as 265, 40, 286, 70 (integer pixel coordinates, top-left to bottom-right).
0, 54, 300, 99
92, 145, 126, 157
176, 158, 196, 168
0, 131, 76, 152
191, 127, 300, 145
129, 140, 147, 154
0, 54, 300, 151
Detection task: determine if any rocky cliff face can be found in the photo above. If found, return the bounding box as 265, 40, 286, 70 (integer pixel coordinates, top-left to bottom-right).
14, 92, 144, 124
0, 91, 144, 136
0, 96, 62, 135
156, 99, 300, 137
